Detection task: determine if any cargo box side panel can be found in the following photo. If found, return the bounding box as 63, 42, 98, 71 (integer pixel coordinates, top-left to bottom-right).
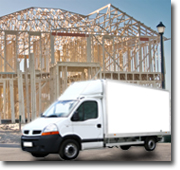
106, 80, 170, 135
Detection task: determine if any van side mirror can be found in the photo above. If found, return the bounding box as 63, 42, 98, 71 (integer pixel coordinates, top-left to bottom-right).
71, 111, 79, 121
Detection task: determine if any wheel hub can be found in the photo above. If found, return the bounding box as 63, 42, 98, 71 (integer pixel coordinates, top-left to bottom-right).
148, 140, 155, 150
65, 144, 77, 158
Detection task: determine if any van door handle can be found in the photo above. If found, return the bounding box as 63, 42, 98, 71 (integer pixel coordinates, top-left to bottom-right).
97, 124, 101, 128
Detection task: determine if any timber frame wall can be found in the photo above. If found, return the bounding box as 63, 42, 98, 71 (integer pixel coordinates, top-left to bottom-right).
0, 4, 167, 123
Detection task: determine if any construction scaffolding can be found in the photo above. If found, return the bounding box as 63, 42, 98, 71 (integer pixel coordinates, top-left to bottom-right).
0, 4, 167, 123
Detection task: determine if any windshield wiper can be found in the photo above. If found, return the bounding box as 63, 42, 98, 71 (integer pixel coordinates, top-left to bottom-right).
40, 113, 45, 117
46, 115, 58, 118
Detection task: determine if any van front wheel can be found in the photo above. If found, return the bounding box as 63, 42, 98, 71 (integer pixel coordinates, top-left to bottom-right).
120, 145, 131, 150
31, 153, 48, 157
59, 139, 80, 160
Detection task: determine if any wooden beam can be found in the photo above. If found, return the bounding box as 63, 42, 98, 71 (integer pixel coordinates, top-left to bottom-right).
128, 45, 131, 72
87, 4, 111, 16
10, 79, 15, 123
38, 82, 41, 116
17, 62, 25, 123
15, 34, 18, 72
40, 33, 42, 71
87, 36, 91, 62
56, 66, 60, 99
112, 37, 116, 71
138, 41, 142, 72
30, 53, 36, 120
102, 37, 105, 71
64, 66, 67, 91
4, 32, 6, 72
52, 32, 89, 37
50, 67, 53, 103
149, 40, 152, 72
140, 37, 149, 41
24, 56, 30, 122
53, 66, 56, 101
21, 75, 25, 123
3, 81, 6, 119
46, 46, 49, 72
50, 34, 55, 64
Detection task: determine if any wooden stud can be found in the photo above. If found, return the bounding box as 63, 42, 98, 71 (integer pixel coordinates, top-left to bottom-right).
40, 33, 42, 71
15, 34, 18, 71
87, 36, 91, 62
64, 66, 67, 91
24, 55, 30, 122
102, 37, 105, 71
50, 67, 53, 103
149, 40, 152, 72
29, 53, 36, 120
50, 34, 55, 64
4, 32, 6, 72
17, 63, 22, 122
38, 82, 41, 116
10, 80, 15, 123
3, 81, 6, 119
113, 37, 116, 71
56, 66, 60, 98
53, 66, 56, 101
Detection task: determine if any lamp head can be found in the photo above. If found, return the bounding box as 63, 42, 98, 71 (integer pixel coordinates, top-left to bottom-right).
157, 22, 165, 34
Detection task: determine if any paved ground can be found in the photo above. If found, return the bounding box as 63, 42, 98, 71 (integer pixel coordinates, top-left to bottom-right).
0, 143, 171, 161
0, 124, 171, 161
0, 123, 22, 144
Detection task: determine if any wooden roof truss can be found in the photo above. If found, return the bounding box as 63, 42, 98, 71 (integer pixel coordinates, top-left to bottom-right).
0, 4, 167, 122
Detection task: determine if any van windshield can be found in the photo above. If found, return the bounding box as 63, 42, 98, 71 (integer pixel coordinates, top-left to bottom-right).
42, 100, 77, 118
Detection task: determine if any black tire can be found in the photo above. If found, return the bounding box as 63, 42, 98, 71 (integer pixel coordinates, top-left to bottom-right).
31, 153, 48, 157
144, 137, 156, 151
108, 146, 114, 148
120, 145, 131, 150
59, 139, 80, 160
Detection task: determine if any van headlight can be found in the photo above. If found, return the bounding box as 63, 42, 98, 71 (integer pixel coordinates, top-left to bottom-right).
42, 124, 59, 136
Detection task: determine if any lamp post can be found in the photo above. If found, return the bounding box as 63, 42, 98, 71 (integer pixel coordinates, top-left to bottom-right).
156, 22, 165, 89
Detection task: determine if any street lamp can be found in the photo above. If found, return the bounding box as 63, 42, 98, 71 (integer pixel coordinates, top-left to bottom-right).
156, 22, 165, 89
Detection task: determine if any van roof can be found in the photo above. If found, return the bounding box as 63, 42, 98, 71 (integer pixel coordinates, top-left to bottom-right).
58, 79, 103, 100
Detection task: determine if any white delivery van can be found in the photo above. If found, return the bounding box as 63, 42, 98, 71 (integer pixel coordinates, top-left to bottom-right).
21, 79, 171, 160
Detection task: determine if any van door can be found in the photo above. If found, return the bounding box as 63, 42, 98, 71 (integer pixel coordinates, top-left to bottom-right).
71, 99, 104, 150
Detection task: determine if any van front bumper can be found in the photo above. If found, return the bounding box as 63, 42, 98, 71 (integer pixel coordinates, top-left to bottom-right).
21, 134, 62, 154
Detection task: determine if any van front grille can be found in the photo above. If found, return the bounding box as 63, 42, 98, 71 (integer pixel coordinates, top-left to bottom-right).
24, 130, 29, 134
32, 130, 42, 135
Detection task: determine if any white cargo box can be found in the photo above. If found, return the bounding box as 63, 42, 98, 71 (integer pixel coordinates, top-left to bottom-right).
105, 80, 170, 137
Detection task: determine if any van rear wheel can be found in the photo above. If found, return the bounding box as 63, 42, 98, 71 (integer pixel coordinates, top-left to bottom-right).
59, 139, 79, 160
144, 137, 156, 151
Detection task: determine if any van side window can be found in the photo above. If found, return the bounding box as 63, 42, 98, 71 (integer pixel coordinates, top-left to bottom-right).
76, 103, 84, 121
74, 101, 98, 121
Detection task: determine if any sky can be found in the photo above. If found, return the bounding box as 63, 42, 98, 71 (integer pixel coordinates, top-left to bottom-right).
0, 0, 171, 92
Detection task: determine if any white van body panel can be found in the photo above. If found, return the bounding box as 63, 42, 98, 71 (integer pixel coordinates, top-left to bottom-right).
23, 117, 62, 132
55, 118, 73, 137
105, 80, 170, 137
81, 142, 104, 150
23, 117, 74, 137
